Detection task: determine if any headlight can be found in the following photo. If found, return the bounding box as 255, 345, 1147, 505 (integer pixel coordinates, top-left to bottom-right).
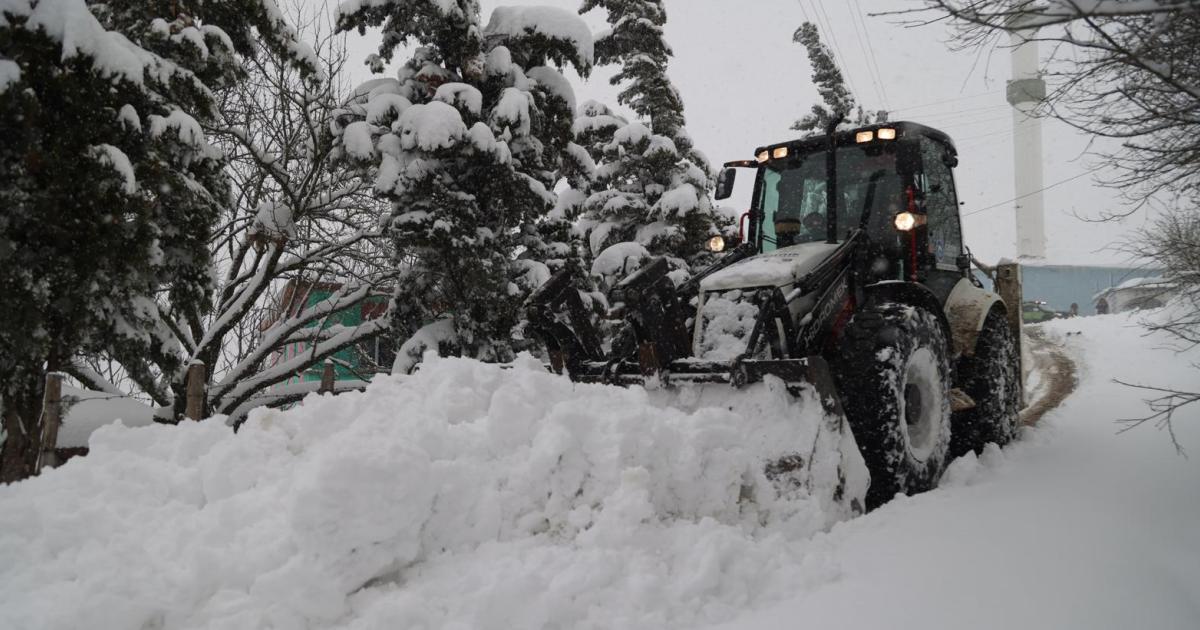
706, 235, 726, 253
894, 211, 918, 231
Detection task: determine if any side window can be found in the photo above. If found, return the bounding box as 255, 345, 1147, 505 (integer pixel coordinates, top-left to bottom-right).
920, 141, 962, 266
760, 169, 781, 252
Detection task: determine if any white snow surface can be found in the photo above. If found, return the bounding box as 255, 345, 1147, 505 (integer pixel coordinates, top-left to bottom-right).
89, 143, 137, 194
710, 310, 1200, 630
484, 5, 594, 67
342, 120, 375, 160
0, 0, 150, 89
702, 242, 842, 291
56, 386, 155, 449
695, 290, 760, 361
0, 355, 860, 630
0, 58, 19, 90
591, 241, 649, 278
6, 311, 1199, 629
252, 201, 298, 241
526, 65, 576, 111
395, 101, 466, 151
364, 92, 410, 125
433, 82, 482, 116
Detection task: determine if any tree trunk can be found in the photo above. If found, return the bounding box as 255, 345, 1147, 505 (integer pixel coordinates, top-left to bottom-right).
0, 373, 44, 483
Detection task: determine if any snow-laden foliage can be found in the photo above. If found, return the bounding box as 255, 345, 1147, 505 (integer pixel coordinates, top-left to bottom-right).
574, 0, 726, 272
89, 0, 322, 87
791, 21, 886, 135
0, 0, 315, 481
334, 0, 593, 369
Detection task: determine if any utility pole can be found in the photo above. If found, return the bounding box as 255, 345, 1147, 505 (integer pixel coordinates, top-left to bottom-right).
1006, 8, 1047, 259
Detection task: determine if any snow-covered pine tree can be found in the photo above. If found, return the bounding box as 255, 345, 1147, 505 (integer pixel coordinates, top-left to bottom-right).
792, 21, 886, 134
577, 0, 725, 271
561, 99, 623, 271
335, 2, 594, 370
0, 0, 314, 481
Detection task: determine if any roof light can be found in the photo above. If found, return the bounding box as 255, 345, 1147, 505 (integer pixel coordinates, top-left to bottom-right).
855, 131, 874, 143
877, 128, 897, 140
756, 150, 769, 163
772, 146, 789, 159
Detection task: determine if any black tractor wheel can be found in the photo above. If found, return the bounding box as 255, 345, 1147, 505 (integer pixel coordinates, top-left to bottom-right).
835, 303, 952, 510
950, 307, 1021, 457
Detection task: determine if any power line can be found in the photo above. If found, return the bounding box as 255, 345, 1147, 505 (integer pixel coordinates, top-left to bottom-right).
850, 0, 890, 111
811, 0, 863, 106
962, 168, 1104, 217
900, 115, 1014, 134
889, 90, 1004, 113
952, 127, 1017, 143
845, 0, 885, 108
898, 104, 1013, 123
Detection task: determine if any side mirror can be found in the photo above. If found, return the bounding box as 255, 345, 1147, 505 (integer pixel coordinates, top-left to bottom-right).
942, 153, 959, 168
715, 168, 736, 200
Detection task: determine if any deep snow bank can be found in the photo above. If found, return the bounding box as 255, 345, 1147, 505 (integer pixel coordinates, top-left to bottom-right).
0, 354, 863, 630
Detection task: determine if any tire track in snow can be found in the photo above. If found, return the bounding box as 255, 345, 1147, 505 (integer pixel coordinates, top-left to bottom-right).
1020, 326, 1078, 426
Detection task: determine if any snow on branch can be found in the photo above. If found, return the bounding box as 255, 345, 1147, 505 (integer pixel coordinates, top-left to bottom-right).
208, 282, 384, 405
216, 315, 389, 416
224, 377, 371, 422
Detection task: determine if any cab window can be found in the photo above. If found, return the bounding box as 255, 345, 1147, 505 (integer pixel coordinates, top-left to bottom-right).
757, 147, 900, 253
919, 140, 962, 266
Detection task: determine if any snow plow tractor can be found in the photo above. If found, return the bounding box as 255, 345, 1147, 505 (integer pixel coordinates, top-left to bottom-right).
526, 122, 1022, 511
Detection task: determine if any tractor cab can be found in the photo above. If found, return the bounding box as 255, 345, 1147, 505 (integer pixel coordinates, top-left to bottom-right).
716, 122, 969, 297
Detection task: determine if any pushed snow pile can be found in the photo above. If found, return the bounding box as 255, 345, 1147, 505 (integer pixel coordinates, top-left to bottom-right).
0, 355, 864, 630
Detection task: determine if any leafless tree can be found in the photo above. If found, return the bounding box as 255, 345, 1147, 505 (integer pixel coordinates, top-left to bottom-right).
897, 1, 1200, 210
69, 3, 395, 423
900, 1, 1200, 448
1115, 208, 1200, 454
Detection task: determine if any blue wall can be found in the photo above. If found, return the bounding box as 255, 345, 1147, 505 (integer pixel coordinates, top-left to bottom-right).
974, 264, 1163, 315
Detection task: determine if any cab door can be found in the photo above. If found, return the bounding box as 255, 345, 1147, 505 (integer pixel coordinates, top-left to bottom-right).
916, 138, 965, 303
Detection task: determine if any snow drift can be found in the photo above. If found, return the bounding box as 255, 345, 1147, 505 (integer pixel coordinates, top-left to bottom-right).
0, 354, 864, 630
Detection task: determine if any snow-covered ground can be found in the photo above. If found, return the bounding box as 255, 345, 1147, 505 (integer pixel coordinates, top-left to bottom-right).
2, 310, 1198, 629
714, 311, 1200, 630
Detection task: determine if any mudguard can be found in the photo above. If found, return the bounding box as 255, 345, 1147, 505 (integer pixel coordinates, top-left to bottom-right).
943, 278, 1006, 358
862, 280, 954, 352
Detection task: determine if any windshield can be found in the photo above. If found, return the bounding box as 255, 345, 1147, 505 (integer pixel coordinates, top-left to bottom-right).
757, 146, 902, 252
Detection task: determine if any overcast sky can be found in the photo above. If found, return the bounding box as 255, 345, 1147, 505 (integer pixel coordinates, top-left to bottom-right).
325, 0, 1152, 266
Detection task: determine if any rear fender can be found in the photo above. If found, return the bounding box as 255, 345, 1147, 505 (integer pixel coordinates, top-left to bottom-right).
862, 281, 954, 352
943, 278, 1006, 357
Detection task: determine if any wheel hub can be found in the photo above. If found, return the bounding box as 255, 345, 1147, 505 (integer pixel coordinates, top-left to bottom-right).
902, 347, 941, 462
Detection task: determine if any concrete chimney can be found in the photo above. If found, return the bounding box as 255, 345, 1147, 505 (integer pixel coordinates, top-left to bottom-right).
1006, 18, 1047, 259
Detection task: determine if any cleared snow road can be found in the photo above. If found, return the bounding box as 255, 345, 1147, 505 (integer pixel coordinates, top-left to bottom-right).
709, 312, 1200, 630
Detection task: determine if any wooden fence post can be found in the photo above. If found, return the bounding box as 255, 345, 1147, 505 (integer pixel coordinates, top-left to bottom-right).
319, 360, 336, 394
995, 262, 1023, 351
36, 372, 63, 471
185, 361, 206, 421
996, 261, 1025, 396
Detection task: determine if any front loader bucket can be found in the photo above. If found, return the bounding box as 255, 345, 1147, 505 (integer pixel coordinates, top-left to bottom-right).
568, 356, 869, 522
